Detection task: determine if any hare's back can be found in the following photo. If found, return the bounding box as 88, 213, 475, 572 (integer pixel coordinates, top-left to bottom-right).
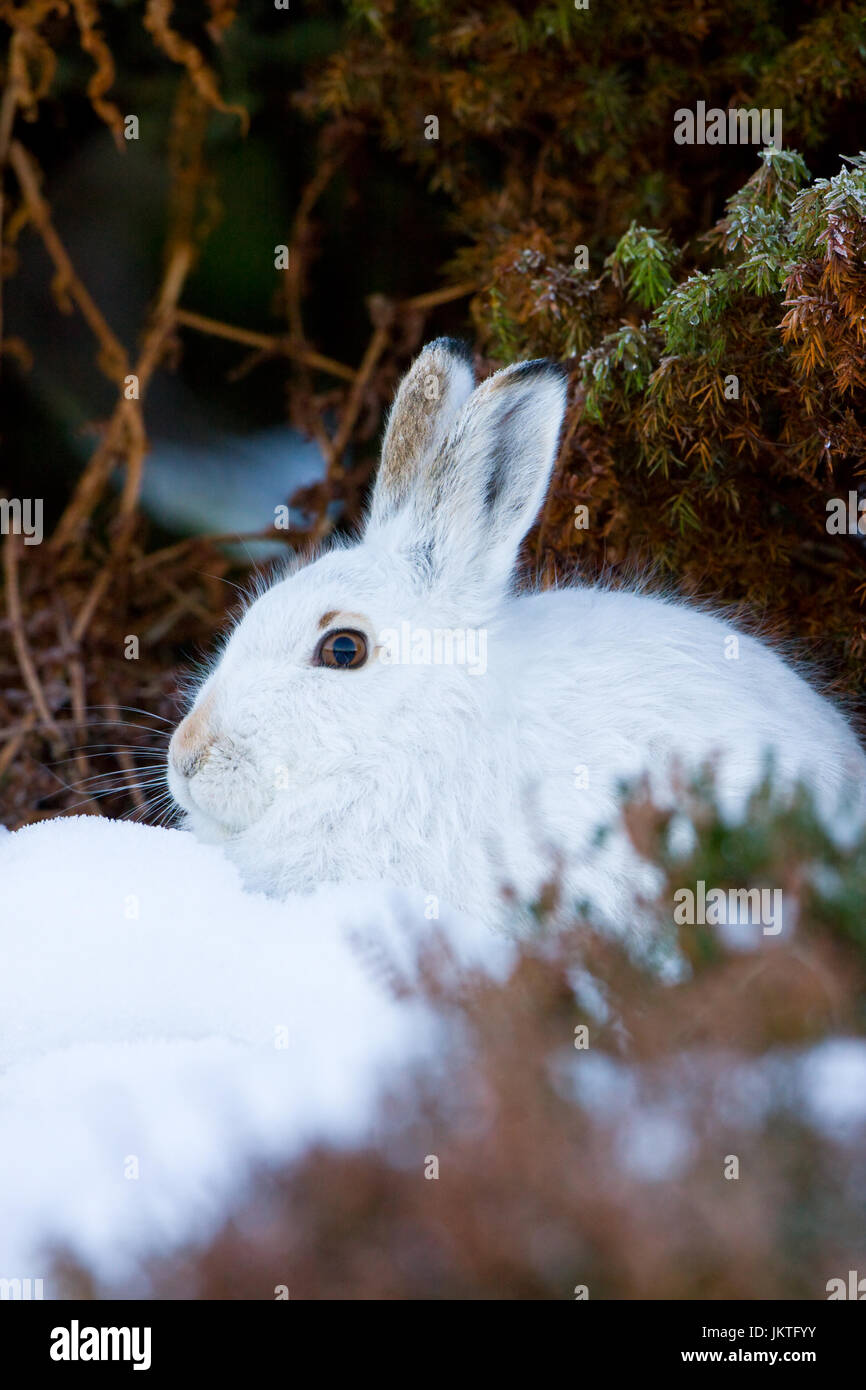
500, 585, 866, 824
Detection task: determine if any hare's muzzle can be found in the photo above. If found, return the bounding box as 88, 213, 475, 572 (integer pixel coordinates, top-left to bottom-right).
168, 697, 216, 783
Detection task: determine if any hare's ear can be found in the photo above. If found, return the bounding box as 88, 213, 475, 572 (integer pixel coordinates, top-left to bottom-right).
367, 357, 567, 602
440, 359, 567, 594
367, 338, 476, 529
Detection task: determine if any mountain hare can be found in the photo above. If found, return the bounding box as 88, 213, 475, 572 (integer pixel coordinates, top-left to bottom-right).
168, 339, 866, 926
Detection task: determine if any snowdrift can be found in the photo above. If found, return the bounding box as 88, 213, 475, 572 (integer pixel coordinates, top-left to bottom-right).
0, 816, 511, 1291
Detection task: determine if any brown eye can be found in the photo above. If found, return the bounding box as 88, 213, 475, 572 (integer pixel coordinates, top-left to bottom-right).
315, 629, 368, 670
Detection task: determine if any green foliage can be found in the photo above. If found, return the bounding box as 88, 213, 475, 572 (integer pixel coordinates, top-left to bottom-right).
581, 322, 655, 424
607, 223, 678, 311
641, 767, 866, 970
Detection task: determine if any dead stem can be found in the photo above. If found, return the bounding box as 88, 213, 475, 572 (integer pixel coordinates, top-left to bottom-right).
104, 700, 148, 813
131, 530, 292, 573
400, 282, 478, 312
55, 605, 101, 815
8, 140, 128, 382
327, 319, 392, 475
52, 237, 195, 559
3, 532, 63, 752
174, 309, 357, 382
0, 710, 36, 780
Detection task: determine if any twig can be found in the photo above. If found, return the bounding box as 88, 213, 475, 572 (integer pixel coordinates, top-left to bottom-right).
174, 308, 357, 381
147, 566, 218, 625
111, 240, 194, 550
71, 560, 114, 645
2, 532, 64, 750
55, 605, 101, 815
305, 314, 393, 546
143, 0, 248, 131
399, 281, 478, 312
172, 283, 477, 388
51, 413, 131, 556
104, 700, 148, 813
143, 597, 197, 645
285, 149, 347, 343
53, 239, 195, 557
0, 710, 36, 780
131, 529, 292, 572
327, 320, 392, 474
8, 140, 128, 382
114, 404, 148, 539
0, 714, 40, 745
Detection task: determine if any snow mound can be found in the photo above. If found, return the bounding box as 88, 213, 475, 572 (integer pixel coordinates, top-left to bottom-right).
0, 816, 511, 1291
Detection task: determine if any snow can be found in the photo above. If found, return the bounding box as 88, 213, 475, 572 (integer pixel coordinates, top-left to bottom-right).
0, 816, 513, 1291
800, 1038, 866, 1134
3, 815, 863, 1295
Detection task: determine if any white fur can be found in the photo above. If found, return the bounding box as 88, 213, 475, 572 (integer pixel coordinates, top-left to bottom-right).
168, 340, 866, 929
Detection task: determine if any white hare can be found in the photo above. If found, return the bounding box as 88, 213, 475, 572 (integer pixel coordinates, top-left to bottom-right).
167, 339, 866, 927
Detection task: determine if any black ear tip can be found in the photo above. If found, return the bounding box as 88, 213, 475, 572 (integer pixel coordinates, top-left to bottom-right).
486, 357, 569, 395
425, 336, 475, 365
509, 356, 569, 384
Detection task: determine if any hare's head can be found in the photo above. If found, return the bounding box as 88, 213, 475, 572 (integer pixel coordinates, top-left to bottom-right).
167, 340, 567, 860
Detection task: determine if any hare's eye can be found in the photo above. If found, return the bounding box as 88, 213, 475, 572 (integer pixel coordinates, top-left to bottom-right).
315, 629, 368, 670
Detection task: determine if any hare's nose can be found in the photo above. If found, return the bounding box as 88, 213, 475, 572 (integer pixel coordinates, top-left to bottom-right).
172, 744, 209, 780
169, 699, 216, 779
